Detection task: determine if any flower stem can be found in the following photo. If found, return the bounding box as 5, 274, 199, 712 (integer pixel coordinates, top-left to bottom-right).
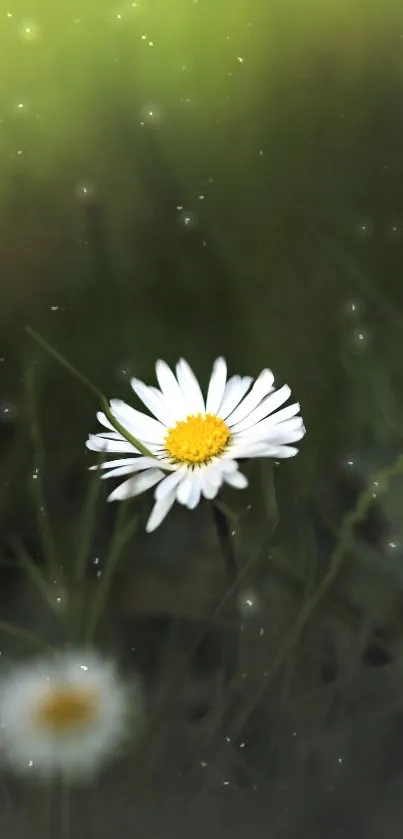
85, 505, 139, 642
25, 365, 61, 584
211, 502, 237, 587
60, 776, 71, 839
211, 501, 239, 682
25, 326, 154, 457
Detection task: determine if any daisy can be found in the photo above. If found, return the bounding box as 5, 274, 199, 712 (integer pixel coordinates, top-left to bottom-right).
0, 650, 134, 779
86, 357, 305, 533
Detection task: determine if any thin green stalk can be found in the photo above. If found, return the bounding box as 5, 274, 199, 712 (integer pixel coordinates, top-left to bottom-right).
66, 474, 103, 645
321, 238, 403, 331
211, 502, 237, 587
42, 779, 55, 839
85, 506, 139, 642
212, 498, 240, 526
74, 476, 101, 584
221, 453, 403, 744
0, 620, 49, 650
135, 550, 260, 773
266, 549, 391, 657
212, 552, 256, 618
211, 501, 239, 683
192, 454, 403, 800
11, 538, 60, 614
25, 365, 60, 582
25, 326, 154, 457
60, 777, 71, 839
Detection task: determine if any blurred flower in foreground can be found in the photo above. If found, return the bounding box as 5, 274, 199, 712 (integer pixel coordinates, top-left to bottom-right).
0, 651, 132, 779
86, 357, 305, 532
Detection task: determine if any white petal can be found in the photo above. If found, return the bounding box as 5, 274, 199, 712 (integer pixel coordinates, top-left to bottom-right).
268, 423, 305, 445
269, 445, 299, 458
264, 402, 301, 426
130, 380, 173, 427
229, 441, 269, 458
94, 432, 125, 440
152, 456, 177, 470
110, 399, 165, 444
217, 376, 253, 419
155, 360, 188, 420
175, 474, 191, 506
267, 427, 305, 446
188, 484, 201, 509
146, 493, 177, 532
86, 435, 138, 454
233, 442, 300, 459
224, 470, 248, 489
208, 465, 225, 487
107, 469, 164, 501
206, 357, 227, 414
238, 415, 305, 443
90, 457, 141, 471
96, 411, 116, 432
102, 464, 142, 480
188, 484, 202, 509
101, 457, 161, 480
154, 467, 186, 500
149, 385, 172, 405
200, 466, 223, 499
175, 358, 205, 415
200, 471, 218, 499
176, 472, 201, 509
220, 458, 238, 473
225, 370, 275, 426
230, 385, 293, 433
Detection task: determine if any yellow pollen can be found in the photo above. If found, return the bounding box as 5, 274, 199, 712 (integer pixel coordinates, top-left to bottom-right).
165, 413, 230, 464
35, 687, 98, 733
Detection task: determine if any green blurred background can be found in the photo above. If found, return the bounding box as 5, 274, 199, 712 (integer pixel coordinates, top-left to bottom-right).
1, 0, 403, 603
1, 0, 403, 583
2, 0, 403, 438
2, 1, 403, 835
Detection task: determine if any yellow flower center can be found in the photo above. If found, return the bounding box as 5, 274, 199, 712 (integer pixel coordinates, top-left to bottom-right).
35, 687, 98, 733
165, 413, 230, 464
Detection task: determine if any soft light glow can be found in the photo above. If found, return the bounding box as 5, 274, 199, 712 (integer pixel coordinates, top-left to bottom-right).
0, 651, 135, 779
35, 687, 97, 732
19, 22, 40, 42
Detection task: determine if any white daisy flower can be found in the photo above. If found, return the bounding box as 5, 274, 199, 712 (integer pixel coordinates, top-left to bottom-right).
86, 357, 305, 533
0, 650, 133, 780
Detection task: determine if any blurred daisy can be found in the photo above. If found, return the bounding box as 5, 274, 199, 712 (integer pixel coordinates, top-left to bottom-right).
0, 650, 132, 779
86, 357, 305, 532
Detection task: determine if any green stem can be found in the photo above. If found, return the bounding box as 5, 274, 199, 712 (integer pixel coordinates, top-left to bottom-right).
135, 550, 259, 774
85, 506, 139, 642
101, 397, 153, 457
25, 365, 60, 582
0, 620, 50, 650
11, 537, 60, 614
74, 476, 101, 584
25, 326, 154, 457
60, 777, 71, 839
211, 501, 239, 683
211, 502, 237, 587
42, 778, 55, 839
